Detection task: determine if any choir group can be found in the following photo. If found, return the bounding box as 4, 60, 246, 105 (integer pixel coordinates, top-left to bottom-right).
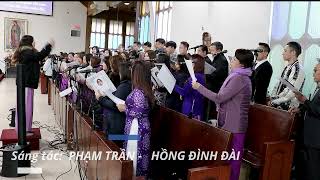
11, 33, 320, 179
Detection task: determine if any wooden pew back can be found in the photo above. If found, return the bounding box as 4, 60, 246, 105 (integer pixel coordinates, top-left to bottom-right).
245, 104, 295, 156
74, 111, 133, 180
150, 106, 232, 179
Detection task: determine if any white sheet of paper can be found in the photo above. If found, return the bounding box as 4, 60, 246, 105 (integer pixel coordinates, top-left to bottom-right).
157, 64, 176, 94
278, 77, 301, 94
59, 87, 72, 97
104, 90, 125, 105
204, 61, 216, 75
151, 66, 164, 87
86, 70, 117, 93
185, 59, 197, 82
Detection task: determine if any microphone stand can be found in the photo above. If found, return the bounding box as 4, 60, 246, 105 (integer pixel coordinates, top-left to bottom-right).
1, 64, 31, 177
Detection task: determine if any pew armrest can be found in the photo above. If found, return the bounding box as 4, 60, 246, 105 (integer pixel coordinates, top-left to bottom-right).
188, 164, 230, 180
261, 140, 295, 180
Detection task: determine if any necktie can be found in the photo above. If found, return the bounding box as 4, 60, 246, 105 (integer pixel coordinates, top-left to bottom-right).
311, 87, 319, 100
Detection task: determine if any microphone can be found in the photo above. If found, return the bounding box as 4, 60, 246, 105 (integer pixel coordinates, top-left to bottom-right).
63, 64, 85, 72
189, 45, 201, 50
76, 67, 100, 74
218, 50, 228, 54
249, 49, 263, 53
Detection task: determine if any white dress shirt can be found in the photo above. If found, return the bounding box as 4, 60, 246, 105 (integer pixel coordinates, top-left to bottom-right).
254, 59, 268, 69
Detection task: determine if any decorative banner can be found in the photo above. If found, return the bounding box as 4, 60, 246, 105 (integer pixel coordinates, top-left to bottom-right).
71, 24, 80, 37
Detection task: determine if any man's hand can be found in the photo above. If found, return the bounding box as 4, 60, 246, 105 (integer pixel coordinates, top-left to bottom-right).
192, 81, 200, 90
48, 38, 55, 48
294, 91, 307, 103
288, 107, 300, 115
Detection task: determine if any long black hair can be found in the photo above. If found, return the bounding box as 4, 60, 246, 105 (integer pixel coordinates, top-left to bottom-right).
12, 35, 36, 64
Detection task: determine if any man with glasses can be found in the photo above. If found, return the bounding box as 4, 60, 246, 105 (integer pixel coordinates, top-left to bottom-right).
252, 42, 273, 105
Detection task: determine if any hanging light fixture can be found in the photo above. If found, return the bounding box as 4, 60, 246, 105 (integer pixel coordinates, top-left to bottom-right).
124, 2, 130, 6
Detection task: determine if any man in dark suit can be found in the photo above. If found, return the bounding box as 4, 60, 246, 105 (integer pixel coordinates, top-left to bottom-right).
204, 41, 229, 122
289, 63, 320, 180
252, 42, 273, 105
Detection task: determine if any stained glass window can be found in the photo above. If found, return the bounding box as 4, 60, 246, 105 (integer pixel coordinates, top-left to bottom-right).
269, 1, 320, 96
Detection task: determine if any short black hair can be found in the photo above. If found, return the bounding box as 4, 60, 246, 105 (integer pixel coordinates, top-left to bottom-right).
68, 52, 75, 56
180, 41, 189, 49
287, 41, 301, 57
134, 41, 141, 46
156, 38, 166, 45
235, 49, 254, 68
258, 42, 270, 53
211, 41, 223, 51
156, 53, 171, 69
199, 45, 208, 54
144, 41, 152, 48
165, 41, 177, 49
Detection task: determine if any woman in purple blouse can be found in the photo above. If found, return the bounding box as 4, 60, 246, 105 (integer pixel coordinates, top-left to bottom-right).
174, 54, 205, 121
117, 60, 154, 177
192, 49, 254, 180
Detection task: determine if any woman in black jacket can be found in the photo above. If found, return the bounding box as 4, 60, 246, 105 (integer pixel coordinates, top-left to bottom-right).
12, 35, 54, 135
95, 62, 132, 147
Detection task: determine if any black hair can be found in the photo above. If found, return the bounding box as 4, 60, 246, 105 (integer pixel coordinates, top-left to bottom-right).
235, 49, 254, 68
134, 41, 142, 47
286, 41, 301, 57
165, 41, 177, 49
155, 38, 165, 45
156, 53, 171, 70
180, 41, 189, 49
176, 54, 189, 74
91, 46, 100, 54
199, 45, 208, 54
258, 42, 270, 53
144, 41, 152, 48
211, 41, 223, 51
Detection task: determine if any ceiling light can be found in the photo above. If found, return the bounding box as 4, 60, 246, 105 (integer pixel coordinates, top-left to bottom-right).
124, 2, 130, 6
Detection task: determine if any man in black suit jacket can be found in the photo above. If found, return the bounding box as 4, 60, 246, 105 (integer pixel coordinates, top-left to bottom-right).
252, 42, 273, 105
290, 63, 320, 180
204, 42, 229, 122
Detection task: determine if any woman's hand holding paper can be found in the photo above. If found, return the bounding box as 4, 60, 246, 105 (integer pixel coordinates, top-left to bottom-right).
117, 104, 126, 112
192, 81, 200, 90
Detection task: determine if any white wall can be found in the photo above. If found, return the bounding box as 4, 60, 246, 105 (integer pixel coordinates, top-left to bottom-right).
170, 1, 272, 56
0, 1, 87, 61
170, 1, 210, 48
209, 1, 271, 56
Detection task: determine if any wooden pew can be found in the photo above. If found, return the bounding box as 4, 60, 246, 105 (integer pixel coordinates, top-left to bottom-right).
73, 110, 134, 180
243, 104, 296, 180
149, 106, 232, 180
50, 82, 232, 180
40, 72, 48, 94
